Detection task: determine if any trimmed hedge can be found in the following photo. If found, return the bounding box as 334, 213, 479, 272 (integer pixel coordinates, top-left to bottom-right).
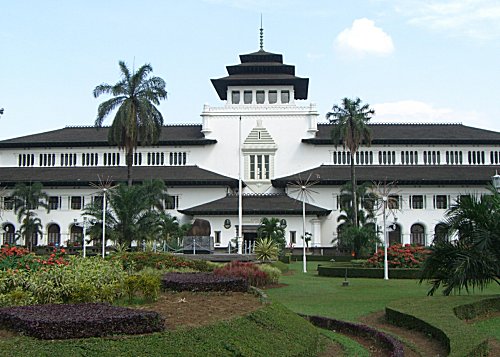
0, 303, 320, 357
0, 303, 164, 339
302, 314, 404, 357
162, 272, 249, 292
386, 295, 500, 357
317, 265, 422, 279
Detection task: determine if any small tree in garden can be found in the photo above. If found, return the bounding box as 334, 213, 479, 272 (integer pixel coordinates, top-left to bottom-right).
257, 217, 286, 251
254, 237, 279, 261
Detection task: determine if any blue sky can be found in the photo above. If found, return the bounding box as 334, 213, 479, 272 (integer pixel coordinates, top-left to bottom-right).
1, 0, 500, 140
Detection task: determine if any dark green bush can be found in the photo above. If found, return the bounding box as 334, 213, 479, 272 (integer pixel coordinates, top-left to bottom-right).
317, 265, 422, 279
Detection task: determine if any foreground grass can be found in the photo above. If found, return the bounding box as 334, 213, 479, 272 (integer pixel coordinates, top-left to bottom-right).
267, 261, 500, 321
0, 303, 320, 357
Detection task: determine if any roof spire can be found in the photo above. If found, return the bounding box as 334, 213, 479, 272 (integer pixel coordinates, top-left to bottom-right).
259, 14, 264, 50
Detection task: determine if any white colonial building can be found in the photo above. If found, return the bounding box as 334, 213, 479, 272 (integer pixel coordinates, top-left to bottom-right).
1, 42, 499, 254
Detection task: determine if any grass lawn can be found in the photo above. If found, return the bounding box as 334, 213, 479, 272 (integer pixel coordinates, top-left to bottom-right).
266, 261, 500, 322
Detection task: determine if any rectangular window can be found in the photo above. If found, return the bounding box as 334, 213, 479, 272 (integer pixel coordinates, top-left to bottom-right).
3, 197, 14, 211
264, 155, 270, 179
388, 195, 399, 209
243, 90, 252, 104
268, 90, 277, 104
281, 90, 290, 103
435, 195, 448, 209
49, 196, 59, 210
71, 196, 82, 210
165, 195, 179, 210
257, 155, 262, 179
411, 195, 424, 209
290, 231, 296, 244
231, 91, 240, 104
250, 155, 255, 179
256, 90, 265, 104
214, 231, 221, 244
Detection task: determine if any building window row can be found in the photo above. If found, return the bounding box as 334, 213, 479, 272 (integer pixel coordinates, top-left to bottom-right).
446, 151, 463, 164
468, 150, 485, 165
39, 153, 56, 167
103, 152, 120, 166
231, 89, 290, 105
378, 151, 396, 165
169, 152, 187, 166
18, 154, 35, 167
401, 151, 418, 165
148, 152, 165, 166
165, 195, 179, 210
490, 151, 500, 164
423, 151, 441, 165
82, 153, 99, 166
60, 153, 77, 167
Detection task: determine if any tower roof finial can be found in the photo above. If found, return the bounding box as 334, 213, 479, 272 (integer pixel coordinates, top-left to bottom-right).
259, 14, 264, 50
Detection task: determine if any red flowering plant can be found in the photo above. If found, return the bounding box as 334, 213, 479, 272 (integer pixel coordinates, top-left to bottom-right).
364, 244, 432, 269
0, 245, 69, 271
213, 261, 271, 287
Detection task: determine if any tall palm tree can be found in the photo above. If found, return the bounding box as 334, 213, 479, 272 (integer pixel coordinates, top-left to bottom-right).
93, 61, 167, 186
420, 187, 500, 295
327, 97, 374, 227
19, 211, 43, 251
12, 182, 49, 250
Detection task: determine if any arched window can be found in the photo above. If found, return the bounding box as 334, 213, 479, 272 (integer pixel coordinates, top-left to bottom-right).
48, 224, 61, 246
410, 224, 425, 246
2, 223, 16, 245
70, 225, 83, 245
433, 223, 448, 244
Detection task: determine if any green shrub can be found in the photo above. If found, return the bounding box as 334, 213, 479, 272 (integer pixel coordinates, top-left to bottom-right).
109, 252, 212, 272
0, 287, 36, 307
258, 264, 281, 284
254, 237, 279, 261
123, 268, 161, 302
350, 259, 367, 266
270, 261, 289, 274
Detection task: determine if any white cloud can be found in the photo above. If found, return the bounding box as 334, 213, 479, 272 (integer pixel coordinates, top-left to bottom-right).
393, 0, 500, 40
371, 100, 498, 131
335, 18, 394, 57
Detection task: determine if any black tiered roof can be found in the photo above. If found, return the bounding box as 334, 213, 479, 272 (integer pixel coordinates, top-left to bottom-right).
211, 49, 309, 100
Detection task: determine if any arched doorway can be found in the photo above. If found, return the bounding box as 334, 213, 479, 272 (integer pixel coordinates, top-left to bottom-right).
433, 223, 448, 244
47, 224, 61, 247
388, 224, 401, 245
410, 224, 425, 246
2, 223, 16, 245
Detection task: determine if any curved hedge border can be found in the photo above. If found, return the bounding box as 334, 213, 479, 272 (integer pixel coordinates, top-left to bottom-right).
161, 272, 248, 292
386, 295, 500, 357
317, 265, 422, 279
301, 314, 404, 357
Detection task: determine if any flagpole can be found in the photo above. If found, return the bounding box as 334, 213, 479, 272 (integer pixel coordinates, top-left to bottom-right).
238, 116, 243, 254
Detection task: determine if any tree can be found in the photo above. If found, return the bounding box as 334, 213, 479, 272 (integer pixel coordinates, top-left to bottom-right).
334, 181, 379, 257
84, 180, 169, 247
12, 182, 49, 250
93, 61, 167, 186
327, 97, 374, 227
257, 217, 286, 250
420, 187, 500, 295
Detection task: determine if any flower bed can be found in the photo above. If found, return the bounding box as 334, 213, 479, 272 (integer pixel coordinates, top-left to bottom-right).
364, 244, 431, 269
213, 261, 272, 287
0, 303, 164, 339
162, 272, 248, 292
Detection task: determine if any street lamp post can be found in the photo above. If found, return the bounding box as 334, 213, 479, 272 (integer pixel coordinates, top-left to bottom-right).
102, 188, 107, 258
492, 171, 500, 191
302, 192, 307, 273
73, 217, 95, 258
382, 196, 389, 280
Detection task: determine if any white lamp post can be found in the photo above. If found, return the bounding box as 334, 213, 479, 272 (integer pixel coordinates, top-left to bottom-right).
73, 217, 95, 258
301, 190, 307, 273
102, 188, 107, 258
492, 171, 500, 191
382, 196, 389, 280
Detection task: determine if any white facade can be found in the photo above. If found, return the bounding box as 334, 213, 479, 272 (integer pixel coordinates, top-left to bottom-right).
1, 46, 499, 252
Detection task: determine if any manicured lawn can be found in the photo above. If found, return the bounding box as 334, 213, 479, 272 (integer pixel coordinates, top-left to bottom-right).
474, 317, 500, 340
266, 261, 500, 321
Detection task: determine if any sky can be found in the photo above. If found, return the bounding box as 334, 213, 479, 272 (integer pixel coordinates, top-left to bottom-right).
1, 0, 500, 140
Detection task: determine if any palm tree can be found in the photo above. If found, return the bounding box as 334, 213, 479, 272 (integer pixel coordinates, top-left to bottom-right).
12, 182, 49, 250
327, 97, 374, 227
93, 61, 168, 186
19, 211, 43, 251
420, 187, 500, 295
84, 180, 169, 247
257, 217, 286, 250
